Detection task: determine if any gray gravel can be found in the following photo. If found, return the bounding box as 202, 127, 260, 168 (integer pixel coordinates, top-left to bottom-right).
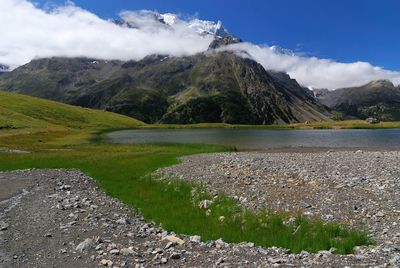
0, 162, 399, 267
159, 150, 400, 266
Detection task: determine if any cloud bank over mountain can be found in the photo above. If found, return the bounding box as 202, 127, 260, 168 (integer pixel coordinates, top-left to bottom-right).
0, 1, 213, 69
1, 0, 399, 89
220, 43, 400, 89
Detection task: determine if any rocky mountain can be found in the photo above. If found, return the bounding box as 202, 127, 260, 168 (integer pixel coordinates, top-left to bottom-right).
0, 50, 330, 124
0, 64, 9, 74
315, 80, 400, 121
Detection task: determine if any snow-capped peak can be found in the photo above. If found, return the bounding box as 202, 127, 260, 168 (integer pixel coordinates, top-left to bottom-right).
117, 10, 229, 38
159, 13, 178, 26
187, 19, 229, 37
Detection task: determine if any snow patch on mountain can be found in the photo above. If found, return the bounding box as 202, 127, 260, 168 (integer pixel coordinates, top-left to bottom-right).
118, 10, 229, 38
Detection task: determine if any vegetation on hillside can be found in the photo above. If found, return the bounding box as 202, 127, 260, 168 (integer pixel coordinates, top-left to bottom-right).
0, 54, 330, 124
0, 91, 144, 130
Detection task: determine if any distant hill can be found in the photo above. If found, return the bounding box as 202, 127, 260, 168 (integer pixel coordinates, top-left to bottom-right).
0, 91, 144, 130
0, 52, 330, 125
315, 80, 400, 121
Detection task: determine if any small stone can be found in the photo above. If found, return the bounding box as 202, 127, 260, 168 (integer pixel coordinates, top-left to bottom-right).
100, 259, 113, 266
218, 216, 225, 222
59, 184, 71, 190
170, 252, 181, 260
161, 257, 168, 264
116, 217, 130, 224
390, 254, 400, 264
44, 233, 52, 237
269, 258, 287, 264
215, 238, 227, 249
216, 257, 224, 265
189, 235, 201, 243
120, 247, 135, 256
109, 249, 120, 255
376, 211, 385, 217
198, 200, 213, 209
75, 238, 95, 252
165, 242, 175, 249
317, 250, 332, 257
162, 235, 185, 246
0, 221, 9, 231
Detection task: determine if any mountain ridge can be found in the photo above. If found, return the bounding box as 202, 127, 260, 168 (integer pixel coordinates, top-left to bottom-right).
315, 80, 400, 121
0, 51, 330, 125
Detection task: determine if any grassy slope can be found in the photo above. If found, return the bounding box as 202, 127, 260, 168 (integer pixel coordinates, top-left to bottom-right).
0, 92, 371, 253
0, 91, 144, 130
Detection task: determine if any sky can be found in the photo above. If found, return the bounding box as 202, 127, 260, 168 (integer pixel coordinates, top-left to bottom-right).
37, 0, 400, 70
1, 0, 400, 89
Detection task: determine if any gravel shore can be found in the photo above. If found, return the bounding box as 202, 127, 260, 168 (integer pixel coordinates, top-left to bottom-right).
1, 149, 400, 267
159, 150, 400, 266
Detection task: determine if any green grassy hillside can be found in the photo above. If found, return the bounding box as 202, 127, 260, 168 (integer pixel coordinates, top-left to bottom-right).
0, 91, 144, 130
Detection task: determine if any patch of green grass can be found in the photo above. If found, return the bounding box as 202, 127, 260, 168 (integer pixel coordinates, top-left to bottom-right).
0, 91, 144, 130
0, 131, 371, 254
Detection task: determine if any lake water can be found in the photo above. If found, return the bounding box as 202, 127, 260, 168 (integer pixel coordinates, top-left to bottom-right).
107, 128, 400, 150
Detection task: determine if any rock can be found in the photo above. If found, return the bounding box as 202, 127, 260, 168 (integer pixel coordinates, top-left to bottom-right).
75, 238, 95, 252
317, 250, 332, 257
170, 252, 181, 260
199, 199, 213, 209
216, 257, 224, 265
116, 217, 130, 224
376, 211, 385, 217
190, 235, 201, 243
162, 235, 185, 246
109, 249, 120, 255
390, 254, 400, 264
44, 233, 52, 237
106, 243, 117, 250
58, 184, 71, 190
120, 247, 135, 256
165, 242, 174, 249
269, 257, 287, 264
218, 216, 225, 222
100, 259, 113, 266
0, 221, 9, 231
161, 257, 168, 264
215, 238, 227, 248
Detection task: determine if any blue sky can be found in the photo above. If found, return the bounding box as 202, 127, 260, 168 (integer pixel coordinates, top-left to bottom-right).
2, 0, 400, 89
39, 0, 400, 71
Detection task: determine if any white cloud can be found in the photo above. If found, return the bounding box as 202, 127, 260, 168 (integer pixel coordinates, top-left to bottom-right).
0, 0, 212, 69
220, 43, 400, 89
0, 0, 399, 89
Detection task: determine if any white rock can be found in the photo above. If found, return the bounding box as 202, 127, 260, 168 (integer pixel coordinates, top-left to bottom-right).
75, 238, 95, 252
99, 259, 113, 266
199, 199, 213, 209
190, 235, 201, 243
162, 235, 185, 245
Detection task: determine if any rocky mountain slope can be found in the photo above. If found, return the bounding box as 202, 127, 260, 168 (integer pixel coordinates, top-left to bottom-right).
315, 80, 400, 120
0, 50, 330, 124
0, 11, 332, 125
